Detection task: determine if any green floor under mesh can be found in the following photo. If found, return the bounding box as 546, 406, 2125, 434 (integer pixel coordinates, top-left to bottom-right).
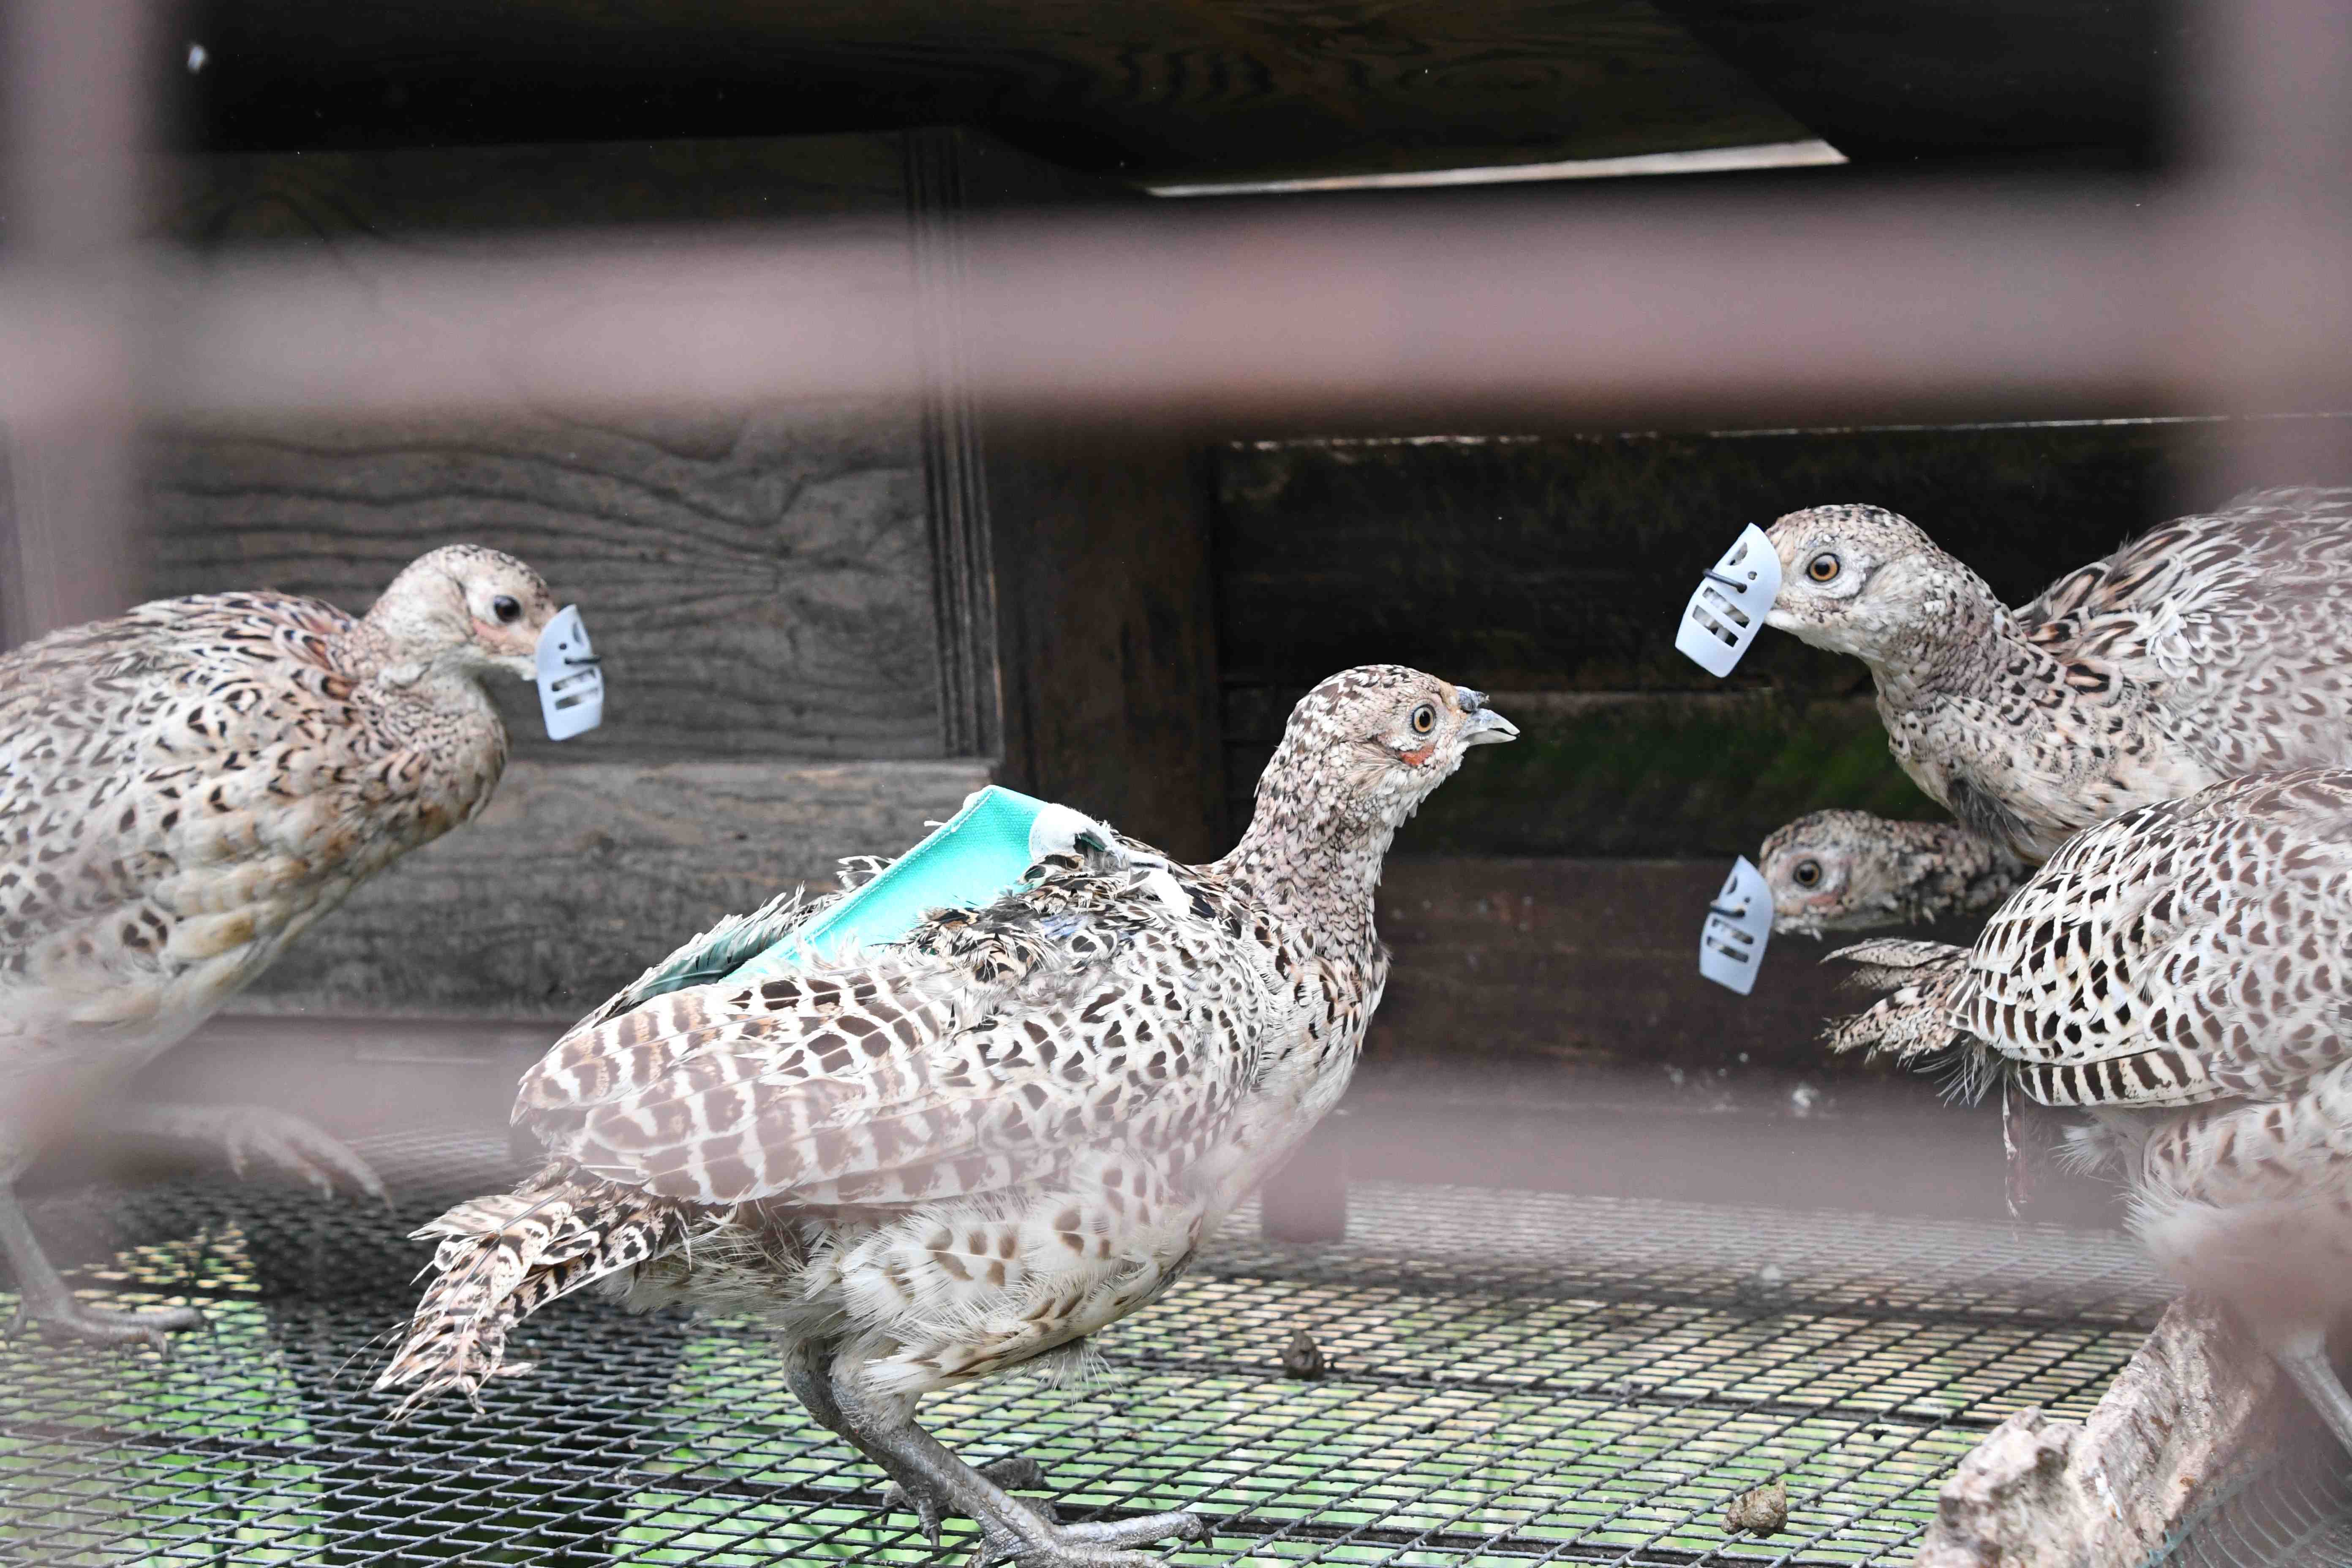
2, 1132, 2172, 1566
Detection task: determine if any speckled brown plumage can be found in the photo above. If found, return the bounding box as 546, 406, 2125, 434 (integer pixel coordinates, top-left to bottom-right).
1763, 487, 2352, 865
0, 544, 564, 1345
377, 666, 1516, 1566
1825, 769, 2352, 1453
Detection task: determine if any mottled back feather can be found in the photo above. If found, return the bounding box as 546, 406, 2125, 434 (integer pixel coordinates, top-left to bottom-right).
518, 841, 1282, 1210
1833, 771, 2352, 1112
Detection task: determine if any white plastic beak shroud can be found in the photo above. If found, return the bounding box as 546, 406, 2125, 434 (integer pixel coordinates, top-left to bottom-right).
1674, 525, 1782, 678
1699, 856, 1773, 995
535, 605, 604, 740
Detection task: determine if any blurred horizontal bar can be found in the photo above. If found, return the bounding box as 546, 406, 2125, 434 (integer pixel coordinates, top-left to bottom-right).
0, 181, 2346, 430
1145, 138, 1848, 196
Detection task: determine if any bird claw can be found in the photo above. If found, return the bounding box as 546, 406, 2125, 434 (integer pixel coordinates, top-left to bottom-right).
884, 1456, 1056, 1550
226, 1110, 387, 1204
3, 1294, 204, 1351
976, 1509, 1209, 1568
884, 1481, 945, 1551
127, 1104, 389, 1204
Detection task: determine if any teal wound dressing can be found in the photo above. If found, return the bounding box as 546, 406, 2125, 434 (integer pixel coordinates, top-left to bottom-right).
721, 787, 1110, 985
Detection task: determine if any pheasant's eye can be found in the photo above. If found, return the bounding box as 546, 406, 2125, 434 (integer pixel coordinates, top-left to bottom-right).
1806, 552, 1842, 583
1792, 859, 1823, 888
1409, 703, 1437, 736
492, 595, 523, 623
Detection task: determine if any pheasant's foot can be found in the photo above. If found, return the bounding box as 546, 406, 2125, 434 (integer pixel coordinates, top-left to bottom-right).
0, 1184, 205, 1352
5, 1292, 203, 1352
885, 1456, 1056, 1548
108, 1102, 388, 1204
976, 1508, 1211, 1568
803, 1350, 1206, 1568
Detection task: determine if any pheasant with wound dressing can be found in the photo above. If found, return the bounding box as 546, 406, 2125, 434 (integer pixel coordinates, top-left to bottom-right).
376, 666, 1514, 1567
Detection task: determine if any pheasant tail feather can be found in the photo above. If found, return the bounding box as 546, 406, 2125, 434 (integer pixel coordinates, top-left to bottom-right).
1822, 939, 1973, 1062
374, 1166, 703, 1417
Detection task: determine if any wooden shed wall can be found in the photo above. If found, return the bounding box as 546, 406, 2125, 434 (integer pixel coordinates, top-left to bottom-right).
77, 125, 2352, 1135
1217, 415, 2352, 1094
142, 129, 1220, 1020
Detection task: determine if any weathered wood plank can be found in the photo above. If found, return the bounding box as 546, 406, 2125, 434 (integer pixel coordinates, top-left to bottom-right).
166, 136, 914, 242
1215, 421, 2290, 696
232, 759, 991, 1016
1228, 688, 1935, 857
147, 411, 941, 765
983, 417, 1227, 861
917, 128, 1230, 860
187, 1, 1810, 185
1915, 1299, 2303, 1568
146, 137, 943, 765
1365, 855, 1979, 1077
1652, 0, 2159, 167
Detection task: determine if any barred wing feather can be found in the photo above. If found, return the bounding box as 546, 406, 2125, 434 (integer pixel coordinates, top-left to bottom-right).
1955, 771, 2352, 1109
518, 866, 1264, 1210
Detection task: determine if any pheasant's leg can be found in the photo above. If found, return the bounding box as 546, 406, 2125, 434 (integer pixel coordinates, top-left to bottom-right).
786, 1344, 1004, 1548
884, 1459, 1059, 1548
0, 1181, 199, 1348
105, 1103, 387, 1203
2272, 1328, 2352, 1456
812, 1354, 1205, 1567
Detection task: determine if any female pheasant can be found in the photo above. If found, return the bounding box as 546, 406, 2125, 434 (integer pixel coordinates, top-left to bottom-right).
1761, 487, 2352, 868
1759, 809, 2027, 937
1827, 769, 2352, 1455
377, 666, 1516, 1567
2, 545, 577, 1345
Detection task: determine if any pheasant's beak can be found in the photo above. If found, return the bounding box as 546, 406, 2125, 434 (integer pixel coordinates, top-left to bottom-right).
1462, 706, 1518, 746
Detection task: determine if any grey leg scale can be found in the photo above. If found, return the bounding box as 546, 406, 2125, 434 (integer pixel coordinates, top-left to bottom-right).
785, 1342, 1208, 1566
0, 1181, 201, 1349
886, 1458, 1059, 1549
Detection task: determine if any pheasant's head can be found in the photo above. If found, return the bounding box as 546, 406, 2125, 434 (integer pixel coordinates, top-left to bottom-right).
366, 545, 562, 683
1255, 665, 1518, 848
1762, 504, 1998, 670
1759, 808, 1918, 937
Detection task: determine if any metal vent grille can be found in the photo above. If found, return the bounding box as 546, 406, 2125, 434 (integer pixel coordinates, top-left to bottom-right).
3, 1130, 2179, 1566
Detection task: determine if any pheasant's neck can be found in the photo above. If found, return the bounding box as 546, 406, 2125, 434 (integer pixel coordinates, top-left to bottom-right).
1217, 803, 1394, 965
1867, 593, 2197, 860
1919, 819, 2025, 877
1893, 819, 2028, 920
336, 622, 503, 727
1864, 589, 2020, 713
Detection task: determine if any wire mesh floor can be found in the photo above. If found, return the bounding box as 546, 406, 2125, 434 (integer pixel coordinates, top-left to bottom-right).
0, 1128, 2209, 1566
